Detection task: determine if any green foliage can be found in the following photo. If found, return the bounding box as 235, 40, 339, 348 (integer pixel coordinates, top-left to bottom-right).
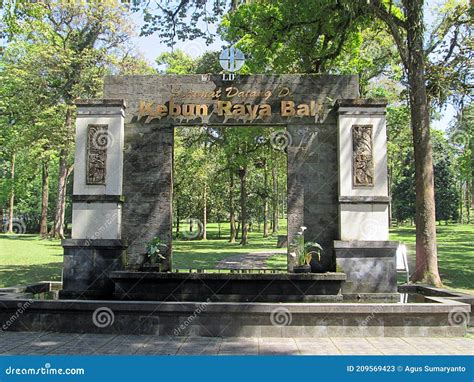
145, 237, 167, 265
220, 0, 368, 74
304, 241, 323, 263
391, 129, 461, 224
0, 1, 140, 231
157, 49, 221, 74
157, 50, 198, 74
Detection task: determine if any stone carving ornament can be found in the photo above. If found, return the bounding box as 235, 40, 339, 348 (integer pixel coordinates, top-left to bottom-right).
86, 124, 109, 185
352, 124, 374, 187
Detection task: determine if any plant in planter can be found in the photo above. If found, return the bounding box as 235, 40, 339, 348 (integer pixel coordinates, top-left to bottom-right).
141, 237, 167, 271
304, 241, 324, 273
290, 227, 323, 273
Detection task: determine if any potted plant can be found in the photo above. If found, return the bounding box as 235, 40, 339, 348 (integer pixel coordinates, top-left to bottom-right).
141, 237, 167, 271
304, 241, 324, 273
290, 227, 324, 273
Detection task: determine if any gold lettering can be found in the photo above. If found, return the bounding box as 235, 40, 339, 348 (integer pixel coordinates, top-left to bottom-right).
217, 101, 232, 115
263, 91, 272, 100
169, 99, 181, 116
196, 104, 208, 116
297, 104, 310, 116
260, 104, 271, 116
278, 87, 291, 98
182, 104, 195, 117
157, 104, 168, 117
234, 104, 246, 116
281, 101, 295, 116
226, 87, 239, 98
139, 101, 154, 119
248, 104, 259, 119
310, 101, 323, 117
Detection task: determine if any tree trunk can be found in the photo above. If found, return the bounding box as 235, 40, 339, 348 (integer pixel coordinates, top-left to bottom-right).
176, 205, 180, 236
50, 149, 69, 239
239, 167, 248, 245
471, 137, 474, 209
40, 161, 50, 237
404, 0, 442, 287
236, 220, 240, 240
51, 107, 75, 239
7, 153, 15, 234
202, 182, 207, 240
272, 160, 279, 233
229, 171, 236, 243
263, 159, 269, 237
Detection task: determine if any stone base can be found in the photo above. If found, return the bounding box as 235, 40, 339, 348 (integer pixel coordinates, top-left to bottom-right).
59, 239, 127, 299
0, 297, 469, 337
334, 240, 398, 296
111, 272, 346, 302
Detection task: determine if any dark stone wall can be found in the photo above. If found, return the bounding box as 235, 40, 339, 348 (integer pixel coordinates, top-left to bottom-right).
103, 75, 359, 270
288, 119, 340, 271
121, 123, 173, 270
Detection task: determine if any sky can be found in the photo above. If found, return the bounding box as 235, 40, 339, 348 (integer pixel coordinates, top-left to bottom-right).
128, 4, 457, 131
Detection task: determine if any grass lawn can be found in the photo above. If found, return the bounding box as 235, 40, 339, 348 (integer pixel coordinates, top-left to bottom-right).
1, 223, 472, 295
173, 220, 287, 269
0, 234, 62, 288
390, 224, 474, 295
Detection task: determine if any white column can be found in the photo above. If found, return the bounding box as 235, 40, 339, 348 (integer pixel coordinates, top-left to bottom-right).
336, 100, 389, 241
71, 100, 126, 240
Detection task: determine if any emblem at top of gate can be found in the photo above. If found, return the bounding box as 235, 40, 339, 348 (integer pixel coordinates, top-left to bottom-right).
219, 47, 245, 81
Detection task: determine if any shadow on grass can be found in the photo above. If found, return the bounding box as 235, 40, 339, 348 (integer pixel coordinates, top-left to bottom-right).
391, 225, 474, 292
0, 262, 63, 288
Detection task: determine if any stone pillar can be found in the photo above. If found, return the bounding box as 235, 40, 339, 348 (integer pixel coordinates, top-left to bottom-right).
60, 99, 127, 299
334, 99, 398, 299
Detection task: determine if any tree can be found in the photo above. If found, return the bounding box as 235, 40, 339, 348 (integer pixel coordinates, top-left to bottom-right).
157, 50, 198, 74
2, 1, 133, 238
130, 0, 474, 285
225, 0, 443, 285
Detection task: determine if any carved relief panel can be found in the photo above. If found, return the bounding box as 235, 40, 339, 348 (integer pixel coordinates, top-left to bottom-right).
352, 124, 374, 187
86, 124, 109, 185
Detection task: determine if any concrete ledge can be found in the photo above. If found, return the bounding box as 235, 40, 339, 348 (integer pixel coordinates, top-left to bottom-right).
0, 298, 469, 337
111, 272, 346, 302
334, 240, 399, 249
61, 239, 128, 248
72, 195, 125, 203
338, 196, 390, 204
335, 240, 397, 294
75, 99, 126, 108
110, 271, 346, 281
336, 99, 388, 108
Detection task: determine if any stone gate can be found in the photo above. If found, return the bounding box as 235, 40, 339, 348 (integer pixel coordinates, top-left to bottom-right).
60, 74, 397, 300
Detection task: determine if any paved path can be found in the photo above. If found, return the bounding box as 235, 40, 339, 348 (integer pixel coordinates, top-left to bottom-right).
216, 250, 286, 270
0, 332, 472, 355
